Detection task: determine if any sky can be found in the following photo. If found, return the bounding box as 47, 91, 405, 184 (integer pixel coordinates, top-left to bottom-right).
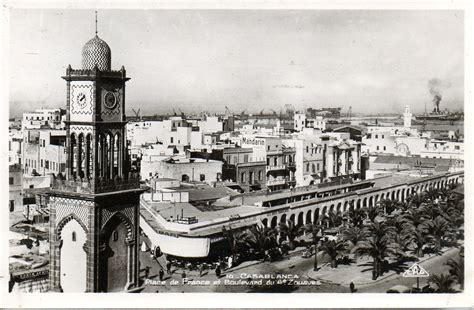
8, 9, 464, 117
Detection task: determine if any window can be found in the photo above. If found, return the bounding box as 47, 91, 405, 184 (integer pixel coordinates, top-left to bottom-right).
29, 184, 34, 189
9, 200, 14, 212
267, 145, 270, 151
9, 177, 14, 185
317, 163, 320, 171
306, 163, 310, 172
244, 154, 249, 163
376, 146, 379, 151
455, 145, 460, 150
312, 164, 316, 173
200, 174, 205, 181
258, 170, 262, 181
241, 172, 246, 183
382, 135, 385, 139
40, 159, 43, 167
274, 157, 277, 166
383, 146, 386, 151
72, 231, 76, 242
113, 231, 119, 241
306, 146, 309, 153
170, 137, 174, 143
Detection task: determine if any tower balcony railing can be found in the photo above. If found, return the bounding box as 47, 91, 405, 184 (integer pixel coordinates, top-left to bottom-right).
51, 172, 141, 194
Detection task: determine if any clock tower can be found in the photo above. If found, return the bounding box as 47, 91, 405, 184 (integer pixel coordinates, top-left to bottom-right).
46, 27, 145, 292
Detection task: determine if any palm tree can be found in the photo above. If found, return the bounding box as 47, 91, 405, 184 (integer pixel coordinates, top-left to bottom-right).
242, 225, 277, 259
355, 222, 399, 279
420, 215, 455, 250
404, 225, 434, 257
302, 222, 325, 271
364, 204, 382, 223
446, 257, 464, 290
320, 240, 346, 268
407, 192, 426, 209
222, 226, 244, 262
344, 207, 365, 228
340, 225, 366, 249
278, 220, 300, 250
378, 199, 402, 216
428, 273, 457, 293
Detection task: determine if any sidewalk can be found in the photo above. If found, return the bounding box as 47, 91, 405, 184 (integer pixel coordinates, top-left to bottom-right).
307, 246, 460, 287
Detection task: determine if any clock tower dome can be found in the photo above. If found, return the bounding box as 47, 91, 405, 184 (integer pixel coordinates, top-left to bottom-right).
45, 22, 145, 292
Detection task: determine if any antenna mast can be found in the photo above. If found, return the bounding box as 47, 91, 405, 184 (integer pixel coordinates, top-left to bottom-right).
95, 11, 98, 35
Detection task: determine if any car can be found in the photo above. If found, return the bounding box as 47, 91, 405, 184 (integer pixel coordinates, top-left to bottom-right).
386, 285, 411, 293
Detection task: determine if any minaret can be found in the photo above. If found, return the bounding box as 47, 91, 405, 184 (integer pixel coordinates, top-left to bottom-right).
45, 15, 146, 292
403, 106, 412, 129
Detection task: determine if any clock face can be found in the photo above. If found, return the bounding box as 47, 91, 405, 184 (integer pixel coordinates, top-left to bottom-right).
77, 92, 87, 109
104, 92, 117, 109
70, 82, 93, 118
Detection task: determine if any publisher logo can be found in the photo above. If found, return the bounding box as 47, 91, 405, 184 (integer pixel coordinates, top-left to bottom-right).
403, 263, 429, 278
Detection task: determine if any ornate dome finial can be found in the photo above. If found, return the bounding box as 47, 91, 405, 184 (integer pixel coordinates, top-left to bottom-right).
82, 11, 111, 71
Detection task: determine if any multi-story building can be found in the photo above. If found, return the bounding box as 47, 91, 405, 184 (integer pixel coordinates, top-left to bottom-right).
9, 129, 23, 166
321, 133, 362, 181
22, 129, 66, 176
9, 164, 23, 213
283, 133, 324, 187
221, 148, 266, 192
21, 108, 65, 130
242, 136, 296, 191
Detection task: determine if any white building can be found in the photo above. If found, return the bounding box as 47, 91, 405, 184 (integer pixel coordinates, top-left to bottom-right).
22, 108, 65, 130
140, 156, 223, 185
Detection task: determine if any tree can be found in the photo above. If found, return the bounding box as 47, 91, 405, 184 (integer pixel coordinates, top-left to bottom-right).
278, 220, 300, 250
302, 222, 325, 271
344, 207, 365, 228
378, 199, 402, 216
404, 225, 434, 257
428, 273, 457, 293
340, 225, 366, 249
222, 226, 244, 262
446, 257, 464, 290
420, 216, 455, 250
242, 225, 277, 259
364, 204, 382, 223
320, 240, 346, 268
354, 222, 399, 279
407, 193, 426, 209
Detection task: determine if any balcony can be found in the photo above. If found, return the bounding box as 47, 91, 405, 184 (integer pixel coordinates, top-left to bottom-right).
286, 162, 296, 169
266, 164, 286, 172
267, 178, 287, 186
51, 173, 141, 195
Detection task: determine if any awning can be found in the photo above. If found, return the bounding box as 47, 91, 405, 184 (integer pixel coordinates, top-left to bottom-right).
311, 173, 320, 178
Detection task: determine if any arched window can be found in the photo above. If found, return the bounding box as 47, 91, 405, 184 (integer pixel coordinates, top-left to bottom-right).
113, 230, 119, 241
200, 174, 205, 181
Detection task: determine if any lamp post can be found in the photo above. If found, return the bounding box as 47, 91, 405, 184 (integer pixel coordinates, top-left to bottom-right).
313, 227, 323, 271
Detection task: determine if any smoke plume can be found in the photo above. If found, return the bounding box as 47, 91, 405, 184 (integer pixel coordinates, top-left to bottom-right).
428, 78, 451, 113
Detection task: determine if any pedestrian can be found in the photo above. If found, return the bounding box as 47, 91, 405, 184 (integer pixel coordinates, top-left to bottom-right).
159, 268, 164, 281
215, 265, 221, 278
181, 270, 186, 280
349, 282, 356, 293
166, 260, 172, 275
199, 264, 205, 277
144, 266, 150, 279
